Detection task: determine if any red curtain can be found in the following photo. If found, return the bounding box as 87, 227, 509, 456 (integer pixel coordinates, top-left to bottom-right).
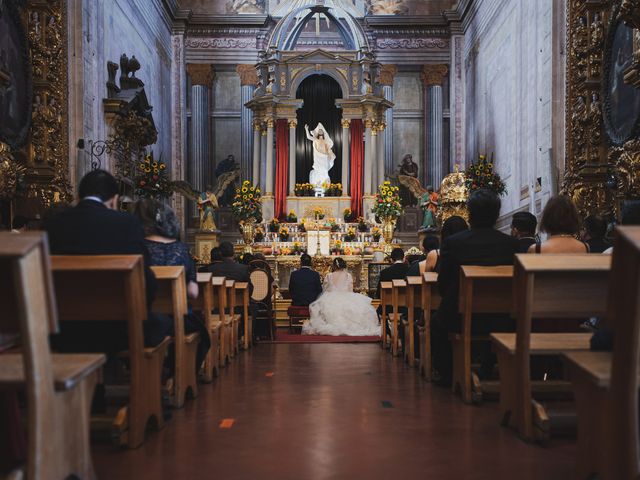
275, 119, 289, 220
349, 119, 364, 218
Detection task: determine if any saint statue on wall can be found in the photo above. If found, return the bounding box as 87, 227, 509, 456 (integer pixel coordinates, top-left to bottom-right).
398, 153, 419, 206
305, 122, 335, 187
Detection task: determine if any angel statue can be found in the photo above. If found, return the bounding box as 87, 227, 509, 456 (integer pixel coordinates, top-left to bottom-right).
397, 175, 439, 232
305, 122, 335, 187
198, 185, 219, 232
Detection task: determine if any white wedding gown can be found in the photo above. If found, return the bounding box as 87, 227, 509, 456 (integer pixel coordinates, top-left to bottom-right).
302, 270, 380, 336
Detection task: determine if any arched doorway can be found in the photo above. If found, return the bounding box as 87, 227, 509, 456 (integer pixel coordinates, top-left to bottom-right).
295, 74, 343, 185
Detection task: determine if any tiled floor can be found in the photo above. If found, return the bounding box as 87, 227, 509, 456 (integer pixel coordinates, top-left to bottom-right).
93, 343, 575, 479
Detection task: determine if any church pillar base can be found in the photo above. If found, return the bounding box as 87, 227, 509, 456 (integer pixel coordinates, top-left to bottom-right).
262, 195, 275, 222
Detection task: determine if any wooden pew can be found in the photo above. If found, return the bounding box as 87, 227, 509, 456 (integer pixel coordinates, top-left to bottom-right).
491, 254, 610, 442
391, 279, 407, 358
563, 227, 640, 480
51, 255, 171, 448
208, 276, 229, 368
233, 282, 251, 350
225, 280, 240, 357
453, 265, 513, 404
151, 266, 200, 408
404, 277, 421, 368
379, 281, 393, 350
418, 273, 440, 381
0, 232, 106, 478
192, 272, 221, 382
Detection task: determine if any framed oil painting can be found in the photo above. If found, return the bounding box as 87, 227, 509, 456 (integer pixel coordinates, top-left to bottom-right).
0, 1, 32, 149
603, 4, 640, 145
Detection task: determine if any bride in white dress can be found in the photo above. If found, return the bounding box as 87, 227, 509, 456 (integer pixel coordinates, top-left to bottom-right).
302, 257, 380, 336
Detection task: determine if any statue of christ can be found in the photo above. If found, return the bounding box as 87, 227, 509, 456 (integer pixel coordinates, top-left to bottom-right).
305, 122, 336, 187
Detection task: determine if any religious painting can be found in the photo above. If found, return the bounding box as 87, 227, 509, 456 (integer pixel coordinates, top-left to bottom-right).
603, 13, 640, 145
226, 0, 265, 14
0, 1, 32, 148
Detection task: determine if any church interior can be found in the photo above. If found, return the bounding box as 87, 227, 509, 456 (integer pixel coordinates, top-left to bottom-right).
2, 0, 640, 478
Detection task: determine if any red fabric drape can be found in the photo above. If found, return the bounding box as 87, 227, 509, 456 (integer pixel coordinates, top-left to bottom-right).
275, 119, 289, 220
349, 119, 364, 218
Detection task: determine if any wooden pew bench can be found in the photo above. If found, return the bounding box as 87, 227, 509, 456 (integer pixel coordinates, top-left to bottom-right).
0, 232, 106, 478
490, 254, 610, 442
391, 279, 407, 359
379, 281, 393, 350
453, 265, 513, 404
192, 272, 221, 382
51, 254, 171, 448
417, 273, 440, 381
225, 280, 241, 358
563, 227, 640, 480
151, 266, 200, 408
234, 281, 251, 350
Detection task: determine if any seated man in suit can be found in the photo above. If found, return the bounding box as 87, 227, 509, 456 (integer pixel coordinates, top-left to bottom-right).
44, 169, 171, 354
289, 253, 322, 307
432, 189, 519, 386
511, 211, 538, 253
206, 241, 257, 340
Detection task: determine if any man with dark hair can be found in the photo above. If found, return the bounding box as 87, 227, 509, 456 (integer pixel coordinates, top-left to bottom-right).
289, 253, 322, 307
582, 214, 610, 253
376, 247, 407, 297
44, 169, 171, 352
511, 211, 538, 253
432, 189, 519, 386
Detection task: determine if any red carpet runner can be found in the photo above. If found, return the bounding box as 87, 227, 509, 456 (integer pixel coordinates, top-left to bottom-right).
272, 332, 380, 344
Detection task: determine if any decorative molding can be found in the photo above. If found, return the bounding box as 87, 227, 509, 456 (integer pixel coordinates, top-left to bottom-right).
376, 38, 449, 50
186, 63, 215, 87
288, 119, 298, 128
421, 64, 449, 86
236, 64, 258, 86
185, 37, 255, 49
378, 64, 398, 86
341, 118, 352, 128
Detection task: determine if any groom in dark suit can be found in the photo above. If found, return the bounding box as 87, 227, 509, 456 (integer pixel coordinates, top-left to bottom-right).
289, 253, 322, 306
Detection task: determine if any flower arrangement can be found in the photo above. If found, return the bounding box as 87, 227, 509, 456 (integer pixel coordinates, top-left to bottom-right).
135, 153, 171, 198
464, 154, 507, 196
279, 226, 290, 241
231, 180, 262, 222
372, 181, 403, 219
332, 240, 344, 255
298, 221, 306, 232
371, 226, 382, 242
254, 226, 265, 242
313, 207, 325, 220
343, 208, 353, 222
357, 216, 368, 232
287, 210, 297, 223
329, 219, 339, 232
329, 183, 343, 197
344, 226, 356, 242
269, 218, 280, 232
294, 183, 314, 196
292, 242, 304, 254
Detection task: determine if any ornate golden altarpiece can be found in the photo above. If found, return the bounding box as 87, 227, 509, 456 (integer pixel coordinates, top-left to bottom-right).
564, 0, 640, 218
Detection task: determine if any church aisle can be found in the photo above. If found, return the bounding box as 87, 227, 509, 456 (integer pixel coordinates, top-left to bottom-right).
93, 344, 575, 479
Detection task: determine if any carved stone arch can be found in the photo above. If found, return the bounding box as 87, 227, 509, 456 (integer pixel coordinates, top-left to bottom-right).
290, 66, 348, 100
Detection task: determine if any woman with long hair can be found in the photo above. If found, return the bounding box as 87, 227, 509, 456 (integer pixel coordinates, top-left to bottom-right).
302, 257, 380, 336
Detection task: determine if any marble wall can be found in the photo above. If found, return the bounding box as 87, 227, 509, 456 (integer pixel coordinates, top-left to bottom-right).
392, 71, 424, 177
463, 0, 562, 220
69, 0, 173, 182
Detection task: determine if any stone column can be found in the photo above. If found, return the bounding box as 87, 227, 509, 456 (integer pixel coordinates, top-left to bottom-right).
449, 36, 465, 171
379, 65, 397, 178
186, 63, 215, 191
252, 119, 262, 186
236, 65, 258, 181
363, 119, 373, 195
370, 124, 378, 193
341, 118, 350, 192
265, 117, 275, 195
260, 126, 267, 192
377, 123, 386, 187
422, 64, 448, 189
288, 119, 297, 194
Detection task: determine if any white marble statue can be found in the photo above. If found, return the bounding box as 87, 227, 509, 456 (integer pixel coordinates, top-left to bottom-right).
305, 122, 336, 187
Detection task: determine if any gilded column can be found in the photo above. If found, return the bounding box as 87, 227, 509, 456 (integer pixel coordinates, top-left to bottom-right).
288, 119, 297, 194
363, 119, 373, 195
341, 118, 350, 192
186, 63, 215, 191
237, 65, 258, 181
252, 119, 262, 186
265, 117, 275, 195
379, 65, 397, 179
422, 64, 448, 189
260, 125, 267, 192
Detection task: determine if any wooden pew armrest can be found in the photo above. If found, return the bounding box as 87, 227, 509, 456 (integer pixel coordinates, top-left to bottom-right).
563, 351, 612, 388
